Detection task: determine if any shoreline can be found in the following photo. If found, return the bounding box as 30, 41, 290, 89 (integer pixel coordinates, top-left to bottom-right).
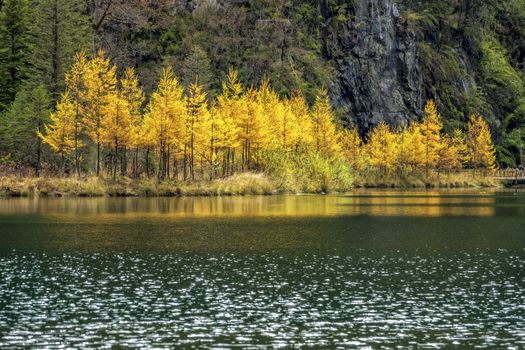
0, 172, 506, 198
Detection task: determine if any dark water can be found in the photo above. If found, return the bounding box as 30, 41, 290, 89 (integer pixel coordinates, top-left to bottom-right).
0, 191, 524, 349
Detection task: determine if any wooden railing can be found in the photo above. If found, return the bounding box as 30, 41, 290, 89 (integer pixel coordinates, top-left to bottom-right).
494, 168, 525, 179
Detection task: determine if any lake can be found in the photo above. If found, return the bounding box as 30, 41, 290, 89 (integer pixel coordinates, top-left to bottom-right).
0, 190, 524, 348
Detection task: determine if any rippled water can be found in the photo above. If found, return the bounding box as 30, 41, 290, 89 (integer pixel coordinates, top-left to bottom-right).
0, 191, 524, 349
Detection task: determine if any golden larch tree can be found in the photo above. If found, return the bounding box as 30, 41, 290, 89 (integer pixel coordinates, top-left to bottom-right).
452, 128, 470, 167
286, 90, 313, 150
398, 122, 426, 174
214, 70, 242, 176
437, 134, 463, 173
339, 127, 363, 171
421, 100, 443, 176
186, 80, 210, 180
64, 51, 88, 176
142, 67, 186, 179
120, 67, 145, 177
100, 91, 133, 179
467, 114, 497, 171
310, 89, 341, 157
365, 122, 397, 174
243, 88, 271, 168
38, 92, 80, 172
81, 50, 117, 175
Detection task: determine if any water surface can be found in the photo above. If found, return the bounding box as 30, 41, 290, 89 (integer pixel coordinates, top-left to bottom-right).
0, 191, 524, 348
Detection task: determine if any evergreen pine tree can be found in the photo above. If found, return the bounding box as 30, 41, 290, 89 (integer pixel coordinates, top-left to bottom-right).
0, 0, 29, 109
28, 0, 93, 100
4, 83, 51, 174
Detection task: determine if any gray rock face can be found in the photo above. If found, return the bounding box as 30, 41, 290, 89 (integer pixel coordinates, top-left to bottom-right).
330, 0, 422, 133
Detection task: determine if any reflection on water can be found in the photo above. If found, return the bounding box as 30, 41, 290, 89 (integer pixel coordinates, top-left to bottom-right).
1, 190, 523, 219
0, 191, 524, 348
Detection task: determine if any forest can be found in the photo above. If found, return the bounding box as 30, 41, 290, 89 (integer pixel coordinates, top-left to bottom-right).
0, 0, 522, 192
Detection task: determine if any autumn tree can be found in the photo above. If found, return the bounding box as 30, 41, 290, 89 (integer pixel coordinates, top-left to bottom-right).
235, 85, 273, 169
286, 90, 313, 150
467, 114, 497, 170
186, 80, 210, 180
339, 127, 363, 171
269, 90, 303, 154
81, 50, 117, 175
397, 123, 425, 174
120, 67, 144, 177
100, 91, 133, 179
365, 122, 397, 174
64, 51, 87, 176
438, 134, 462, 173
452, 129, 470, 167
310, 90, 340, 158
38, 91, 79, 173
214, 70, 242, 176
142, 67, 186, 180
421, 100, 443, 175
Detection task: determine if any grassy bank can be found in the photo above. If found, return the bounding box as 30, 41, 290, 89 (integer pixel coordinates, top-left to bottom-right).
0, 173, 277, 198
0, 171, 504, 198
355, 171, 502, 189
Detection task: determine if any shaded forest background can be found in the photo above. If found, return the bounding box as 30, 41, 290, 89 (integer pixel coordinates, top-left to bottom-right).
0, 0, 524, 172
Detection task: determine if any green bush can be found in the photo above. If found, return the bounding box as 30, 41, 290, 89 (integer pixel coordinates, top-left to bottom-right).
262, 149, 354, 193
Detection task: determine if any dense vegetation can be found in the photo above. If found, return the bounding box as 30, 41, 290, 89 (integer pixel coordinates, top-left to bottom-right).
403, 0, 525, 167
0, 0, 521, 189
18, 50, 496, 192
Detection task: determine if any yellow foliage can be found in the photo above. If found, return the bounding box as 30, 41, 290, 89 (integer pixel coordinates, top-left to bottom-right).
120, 67, 145, 149
214, 70, 242, 151
421, 99, 443, 172
286, 91, 314, 149
339, 127, 363, 171
398, 122, 426, 172
467, 114, 497, 170
81, 49, 117, 147
142, 67, 186, 178
186, 81, 210, 179
365, 122, 397, 173
38, 92, 79, 159
41, 53, 500, 182
310, 89, 341, 157
438, 134, 462, 172
100, 92, 133, 150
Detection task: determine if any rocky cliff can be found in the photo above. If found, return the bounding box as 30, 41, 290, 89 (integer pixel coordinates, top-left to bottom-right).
327, 0, 422, 133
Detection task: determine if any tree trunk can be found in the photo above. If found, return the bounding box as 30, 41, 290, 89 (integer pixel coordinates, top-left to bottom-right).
145, 147, 150, 177
96, 142, 101, 176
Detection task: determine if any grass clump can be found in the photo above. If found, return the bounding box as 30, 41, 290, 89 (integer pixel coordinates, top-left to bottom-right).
354, 170, 503, 189
0, 169, 503, 198
263, 149, 354, 193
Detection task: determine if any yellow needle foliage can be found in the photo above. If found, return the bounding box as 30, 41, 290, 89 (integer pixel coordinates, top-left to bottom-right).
467, 114, 497, 170
365, 122, 397, 174
421, 100, 444, 174
38, 92, 78, 160
339, 127, 363, 171
186, 81, 210, 180
398, 122, 426, 172
39, 50, 499, 181
310, 89, 341, 158
142, 67, 186, 179
81, 50, 117, 175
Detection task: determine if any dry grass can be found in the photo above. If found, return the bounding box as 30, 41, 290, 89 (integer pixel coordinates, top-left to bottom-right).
0, 173, 277, 197
0, 176, 106, 197
354, 170, 503, 189
0, 171, 504, 198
